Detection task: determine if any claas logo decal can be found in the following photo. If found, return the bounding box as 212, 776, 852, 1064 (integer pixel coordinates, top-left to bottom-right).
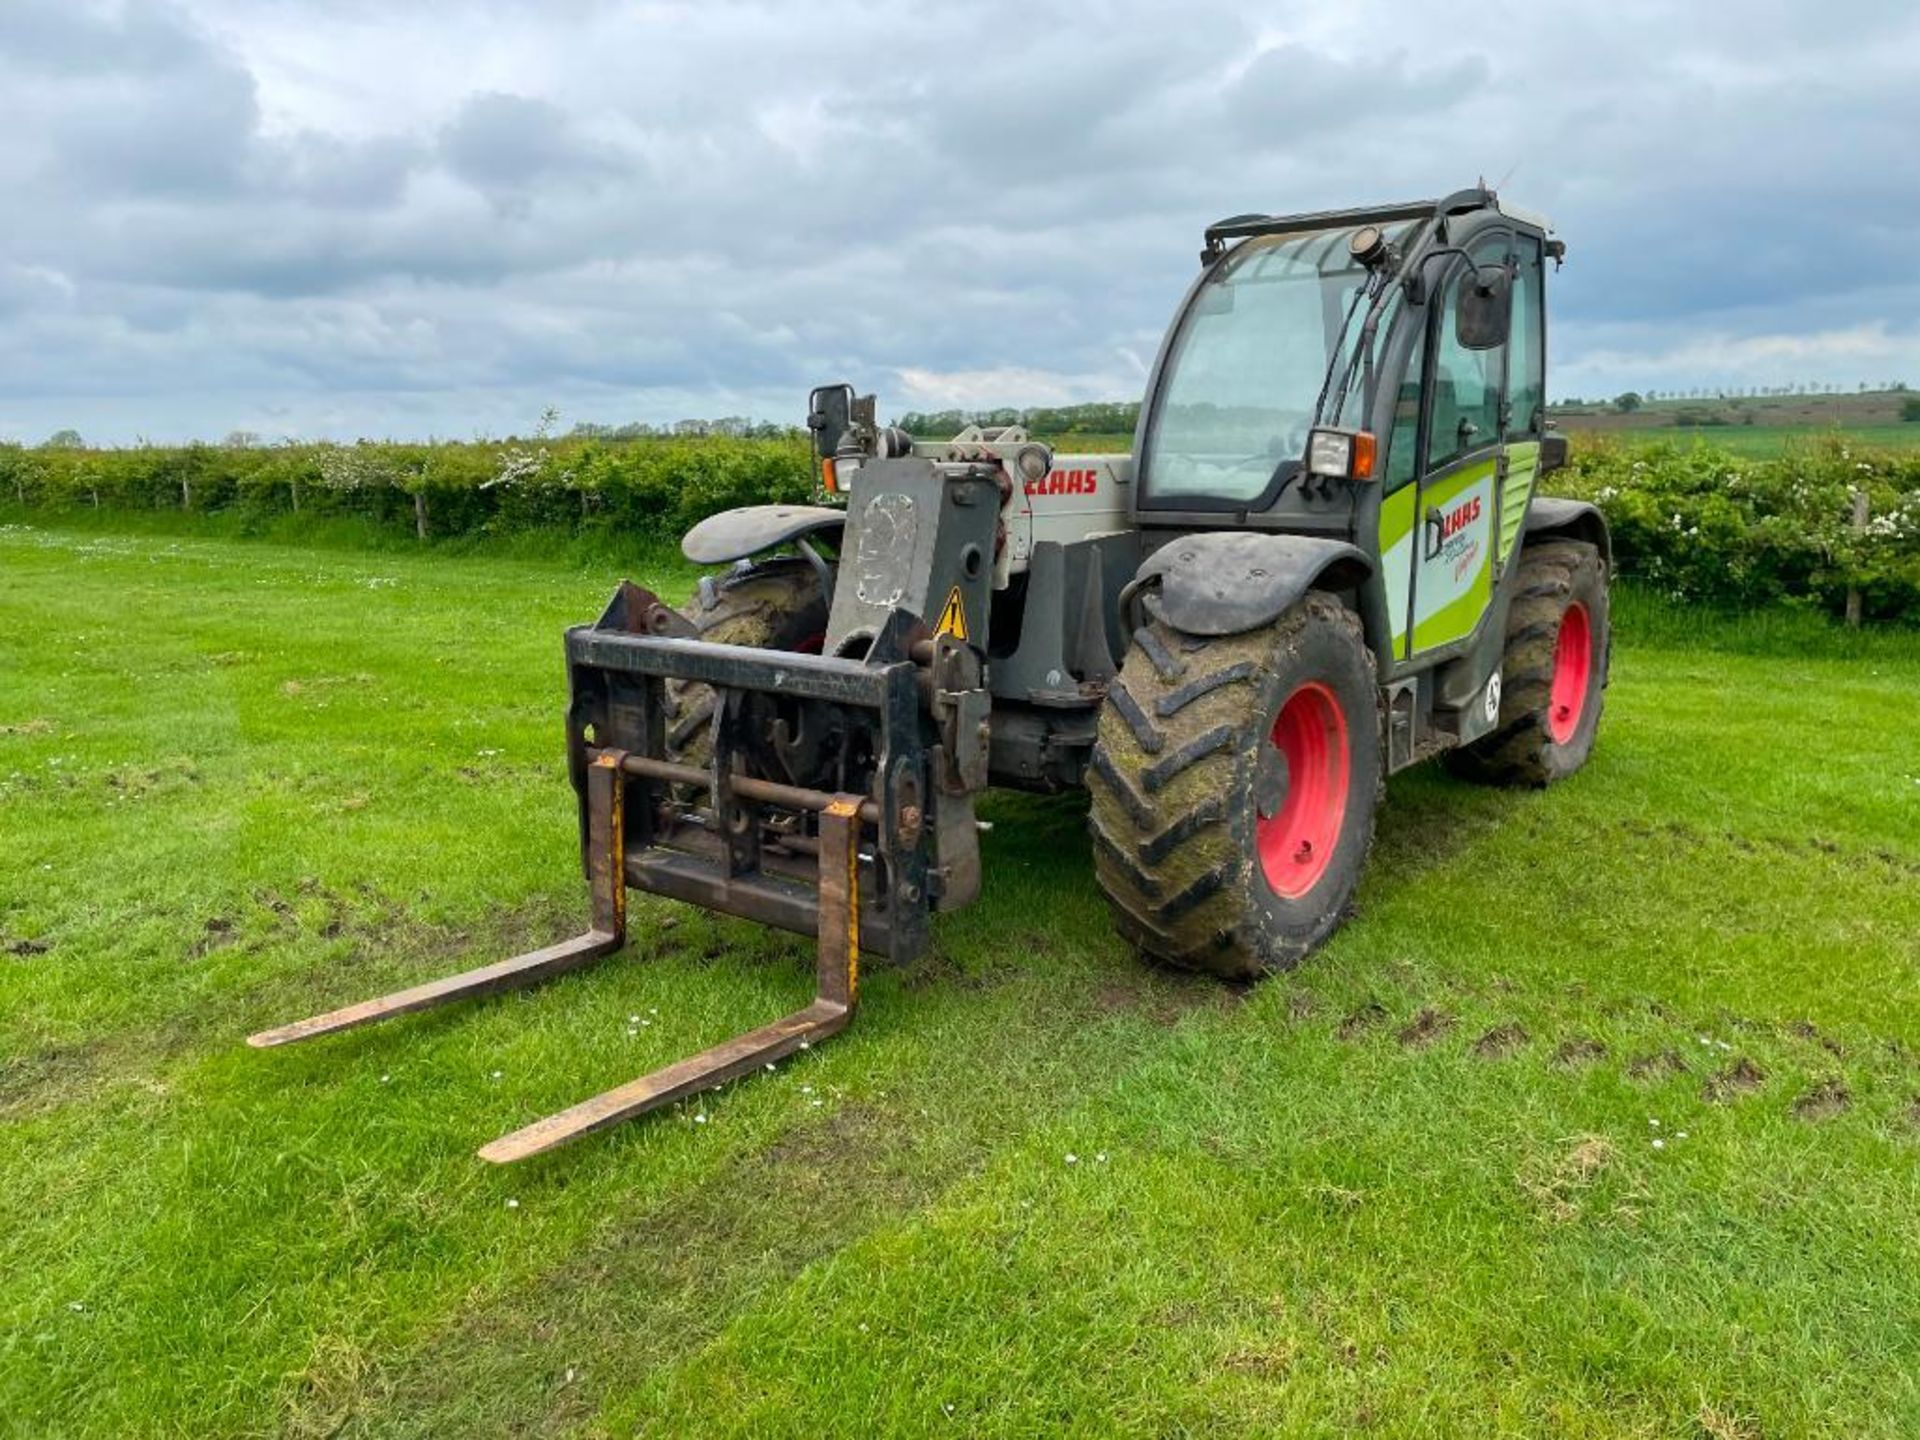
1439, 494, 1482, 539
1424, 493, 1483, 561
1024, 467, 1099, 496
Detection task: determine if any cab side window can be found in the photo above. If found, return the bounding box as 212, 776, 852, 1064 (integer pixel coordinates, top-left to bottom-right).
1383, 321, 1426, 494
1508, 235, 1545, 436
1425, 233, 1509, 470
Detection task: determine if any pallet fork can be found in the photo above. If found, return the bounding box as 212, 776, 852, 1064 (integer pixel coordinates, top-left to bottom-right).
248, 748, 868, 1164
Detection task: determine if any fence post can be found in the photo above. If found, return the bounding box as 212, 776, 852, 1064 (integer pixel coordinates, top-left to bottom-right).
1845, 490, 1868, 629
290, 478, 301, 514
414, 490, 429, 541
181, 478, 192, 510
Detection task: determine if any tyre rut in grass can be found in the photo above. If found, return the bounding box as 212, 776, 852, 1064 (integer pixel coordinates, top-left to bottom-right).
1089, 592, 1382, 979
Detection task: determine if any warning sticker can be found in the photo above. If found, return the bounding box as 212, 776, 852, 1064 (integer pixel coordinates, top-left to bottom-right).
935, 585, 969, 642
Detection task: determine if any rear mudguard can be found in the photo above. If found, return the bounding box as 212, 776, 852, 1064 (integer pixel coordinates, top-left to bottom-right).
1131, 532, 1372, 637
681, 503, 846, 566
1523, 497, 1612, 567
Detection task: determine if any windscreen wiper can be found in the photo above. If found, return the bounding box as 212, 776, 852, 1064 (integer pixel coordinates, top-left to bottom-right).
1312, 277, 1377, 426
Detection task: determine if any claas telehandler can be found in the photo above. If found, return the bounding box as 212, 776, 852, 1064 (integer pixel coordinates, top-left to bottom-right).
251, 186, 1612, 1162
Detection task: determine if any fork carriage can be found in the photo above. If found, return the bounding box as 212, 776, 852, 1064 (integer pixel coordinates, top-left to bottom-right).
250, 580, 957, 1162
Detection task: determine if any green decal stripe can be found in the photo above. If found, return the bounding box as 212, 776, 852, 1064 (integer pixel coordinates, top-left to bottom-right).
1419, 455, 1497, 508
1378, 484, 1416, 550
1502, 441, 1539, 562
1377, 485, 1417, 650
1412, 576, 1491, 651
1410, 456, 1497, 652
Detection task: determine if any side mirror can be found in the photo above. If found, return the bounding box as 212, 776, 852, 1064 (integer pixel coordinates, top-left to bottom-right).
807, 384, 856, 459
1455, 265, 1511, 351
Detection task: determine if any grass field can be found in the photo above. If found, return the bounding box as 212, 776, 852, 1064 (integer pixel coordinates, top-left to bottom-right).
3, 519, 1919, 1438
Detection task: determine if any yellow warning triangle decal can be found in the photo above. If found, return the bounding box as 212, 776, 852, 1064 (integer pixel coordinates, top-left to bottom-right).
935, 585, 970, 642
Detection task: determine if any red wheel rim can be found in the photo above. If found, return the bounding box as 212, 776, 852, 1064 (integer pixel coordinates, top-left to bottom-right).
1257, 682, 1350, 900
1547, 602, 1592, 745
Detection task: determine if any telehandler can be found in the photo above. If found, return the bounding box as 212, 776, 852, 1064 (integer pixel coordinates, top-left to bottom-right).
251, 187, 1611, 1161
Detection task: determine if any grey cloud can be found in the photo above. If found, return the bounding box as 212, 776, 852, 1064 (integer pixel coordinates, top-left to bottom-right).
890, 11, 1250, 182
440, 92, 634, 201
3, 0, 259, 199
0, 0, 427, 215
51, 66, 258, 197
0, 263, 77, 320
2, 0, 1918, 443
263, 132, 425, 208
1224, 45, 1490, 139
0, 0, 214, 76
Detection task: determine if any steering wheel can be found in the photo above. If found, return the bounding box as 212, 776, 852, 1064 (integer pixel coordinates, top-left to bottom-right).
1229, 427, 1309, 474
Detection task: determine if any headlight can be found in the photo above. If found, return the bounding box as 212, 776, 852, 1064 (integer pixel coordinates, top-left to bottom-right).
1306, 427, 1377, 481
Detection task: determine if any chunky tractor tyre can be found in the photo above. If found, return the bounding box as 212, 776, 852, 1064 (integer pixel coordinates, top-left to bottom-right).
1089, 591, 1383, 980
1448, 539, 1609, 786
664, 559, 829, 766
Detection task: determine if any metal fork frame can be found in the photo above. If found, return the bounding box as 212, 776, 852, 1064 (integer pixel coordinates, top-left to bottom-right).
247, 747, 869, 1164
477, 795, 860, 1163
245, 752, 630, 1050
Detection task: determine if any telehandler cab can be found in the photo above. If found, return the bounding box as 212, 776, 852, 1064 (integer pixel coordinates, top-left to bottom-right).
251, 187, 1611, 1162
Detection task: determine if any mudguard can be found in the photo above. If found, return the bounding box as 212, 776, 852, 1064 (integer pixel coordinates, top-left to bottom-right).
681, 503, 846, 566
1524, 497, 1612, 565
1134, 532, 1372, 637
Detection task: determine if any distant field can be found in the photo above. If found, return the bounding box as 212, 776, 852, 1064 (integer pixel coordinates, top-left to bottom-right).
1559, 422, 1920, 458
1552, 386, 1920, 457
1033, 432, 1134, 454
4, 519, 1919, 1437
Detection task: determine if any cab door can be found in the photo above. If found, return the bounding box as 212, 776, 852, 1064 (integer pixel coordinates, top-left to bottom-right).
1406, 230, 1510, 657
1496, 234, 1548, 570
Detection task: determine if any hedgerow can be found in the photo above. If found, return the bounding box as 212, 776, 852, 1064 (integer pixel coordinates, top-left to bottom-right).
1560, 436, 1920, 623
0, 434, 818, 546
2, 431, 1915, 623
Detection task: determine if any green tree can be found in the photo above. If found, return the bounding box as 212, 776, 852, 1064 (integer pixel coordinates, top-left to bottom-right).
1612, 392, 1642, 414
42, 428, 84, 449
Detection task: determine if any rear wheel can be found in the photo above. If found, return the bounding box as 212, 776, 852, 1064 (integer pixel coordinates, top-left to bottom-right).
1449, 539, 1609, 786
664, 559, 829, 766
1088, 592, 1382, 979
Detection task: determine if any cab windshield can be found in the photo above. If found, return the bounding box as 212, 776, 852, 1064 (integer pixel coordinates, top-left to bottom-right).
1140, 223, 1413, 505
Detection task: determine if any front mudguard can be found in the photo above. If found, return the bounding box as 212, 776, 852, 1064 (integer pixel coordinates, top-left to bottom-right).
681, 504, 846, 566
1129, 532, 1373, 637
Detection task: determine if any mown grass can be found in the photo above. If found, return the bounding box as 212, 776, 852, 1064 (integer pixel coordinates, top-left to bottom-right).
2, 519, 1918, 1438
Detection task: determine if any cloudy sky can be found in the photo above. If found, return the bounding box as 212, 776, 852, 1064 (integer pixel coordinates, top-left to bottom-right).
2, 0, 1917, 444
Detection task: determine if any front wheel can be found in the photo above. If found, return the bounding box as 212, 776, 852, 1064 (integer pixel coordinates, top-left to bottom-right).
1088, 592, 1382, 979
663, 559, 829, 767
